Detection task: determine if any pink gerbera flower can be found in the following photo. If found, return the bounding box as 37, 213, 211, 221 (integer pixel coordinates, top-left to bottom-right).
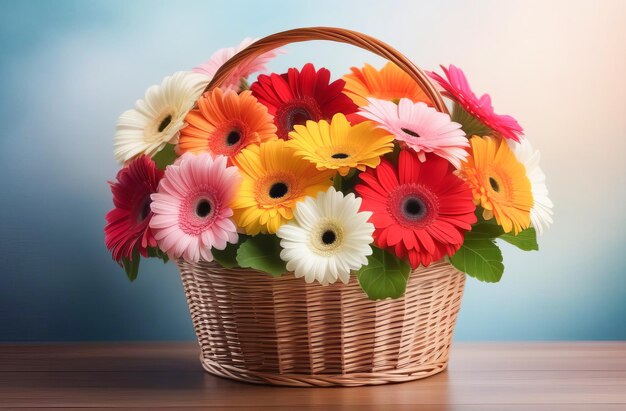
105, 155, 163, 263
149, 153, 241, 262
428, 65, 524, 142
193, 38, 282, 91
359, 98, 469, 168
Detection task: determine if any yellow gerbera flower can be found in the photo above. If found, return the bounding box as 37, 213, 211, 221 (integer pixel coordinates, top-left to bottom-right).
342, 62, 433, 107
460, 136, 533, 234
287, 113, 394, 176
232, 139, 334, 235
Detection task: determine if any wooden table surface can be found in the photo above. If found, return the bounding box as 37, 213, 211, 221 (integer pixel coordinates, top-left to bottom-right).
1, 342, 624, 410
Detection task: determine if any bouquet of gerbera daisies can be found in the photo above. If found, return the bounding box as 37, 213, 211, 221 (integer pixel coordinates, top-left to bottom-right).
105, 36, 553, 299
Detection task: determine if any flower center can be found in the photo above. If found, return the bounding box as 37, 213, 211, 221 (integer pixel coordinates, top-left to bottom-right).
226, 130, 241, 146
137, 197, 152, 223
401, 127, 420, 138
310, 220, 345, 254
331, 153, 349, 159
276, 97, 322, 138
255, 172, 299, 208
389, 183, 439, 228
288, 107, 313, 128
195, 199, 212, 218
269, 182, 289, 199
208, 120, 250, 156
402, 197, 426, 220
178, 190, 220, 236
158, 114, 173, 133
321, 229, 337, 245
489, 177, 500, 193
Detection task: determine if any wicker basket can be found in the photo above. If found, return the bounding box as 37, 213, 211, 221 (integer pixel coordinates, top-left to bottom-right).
178, 27, 465, 387
179, 260, 464, 387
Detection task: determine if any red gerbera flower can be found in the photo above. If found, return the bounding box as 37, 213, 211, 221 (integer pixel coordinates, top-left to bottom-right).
428, 64, 524, 142
250, 63, 358, 139
355, 151, 477, 268
105, 155, 164, 263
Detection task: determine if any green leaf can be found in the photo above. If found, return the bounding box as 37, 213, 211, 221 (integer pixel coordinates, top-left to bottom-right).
383, 143, 401, 165
357, 247, 411, 300
451, 103, 493, 138
121, 249, 141, 281
474, 206, 497, 225
333, 174, 343, 191
147, 247, 169, 263
212, 239, 245, 269
236, 234, 286, 276
450, 231, 504, 283
239, 77, 250, 92
470, 222, 504, 238
499, 227, 539, 251
472, 208, 539, 251
337, 169, 360, 194
152, 143, 178, 170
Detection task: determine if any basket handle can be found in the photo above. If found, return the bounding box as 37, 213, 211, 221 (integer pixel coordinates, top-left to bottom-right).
205, 26, 448, 113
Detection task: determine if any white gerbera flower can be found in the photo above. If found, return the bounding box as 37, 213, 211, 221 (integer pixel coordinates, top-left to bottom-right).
114, 71, 209, 163
277, 187, 375, 285
508, 139, 554, 235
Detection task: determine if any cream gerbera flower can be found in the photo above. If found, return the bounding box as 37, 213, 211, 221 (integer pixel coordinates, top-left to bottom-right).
277, 187, 375, 285
507, 139, 553, 235
114, 71, 209, 163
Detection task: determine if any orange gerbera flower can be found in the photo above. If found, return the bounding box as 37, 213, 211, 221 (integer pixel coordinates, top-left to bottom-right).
179, 88, 277, 158
460, 136, 533, 234
343, 62, 433, 107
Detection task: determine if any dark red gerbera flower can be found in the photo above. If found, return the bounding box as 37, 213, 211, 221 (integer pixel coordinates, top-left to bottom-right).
355, 151, 477, 268
105, 155, 164, 263
250, 63, 358, 139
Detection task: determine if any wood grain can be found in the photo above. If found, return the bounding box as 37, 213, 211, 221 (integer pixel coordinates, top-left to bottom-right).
0, 342, 625, 410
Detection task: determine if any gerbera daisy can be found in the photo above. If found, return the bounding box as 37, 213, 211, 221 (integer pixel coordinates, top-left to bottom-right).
428, 65, 524, 142
507, 139, 553, 235
342, 62, 433, 107
359, 98, 469, 168
149, 153, 241, 262
277, 187, 375, 285
355, 151, 476, 268
178, 88, 277, 158
460, 136, 533, 235
231, 138, 334, 235
193, 38, 282, 91
287, 113, 394, 176
105, 155, 164, 262
114, 71, 209, 163
250, 63, 358, 139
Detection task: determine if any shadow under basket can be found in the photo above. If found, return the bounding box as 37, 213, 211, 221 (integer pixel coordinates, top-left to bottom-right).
177, 260, 465, 387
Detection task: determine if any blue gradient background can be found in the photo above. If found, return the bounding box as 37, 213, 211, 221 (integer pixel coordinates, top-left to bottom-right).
1, 0, 624, 341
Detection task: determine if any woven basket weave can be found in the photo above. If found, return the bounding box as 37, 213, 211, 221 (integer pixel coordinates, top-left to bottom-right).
178, 27, 466, 387
179, 260, 465, 387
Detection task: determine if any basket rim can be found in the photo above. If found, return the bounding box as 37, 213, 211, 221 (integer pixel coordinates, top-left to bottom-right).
176, 258, 459, 287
